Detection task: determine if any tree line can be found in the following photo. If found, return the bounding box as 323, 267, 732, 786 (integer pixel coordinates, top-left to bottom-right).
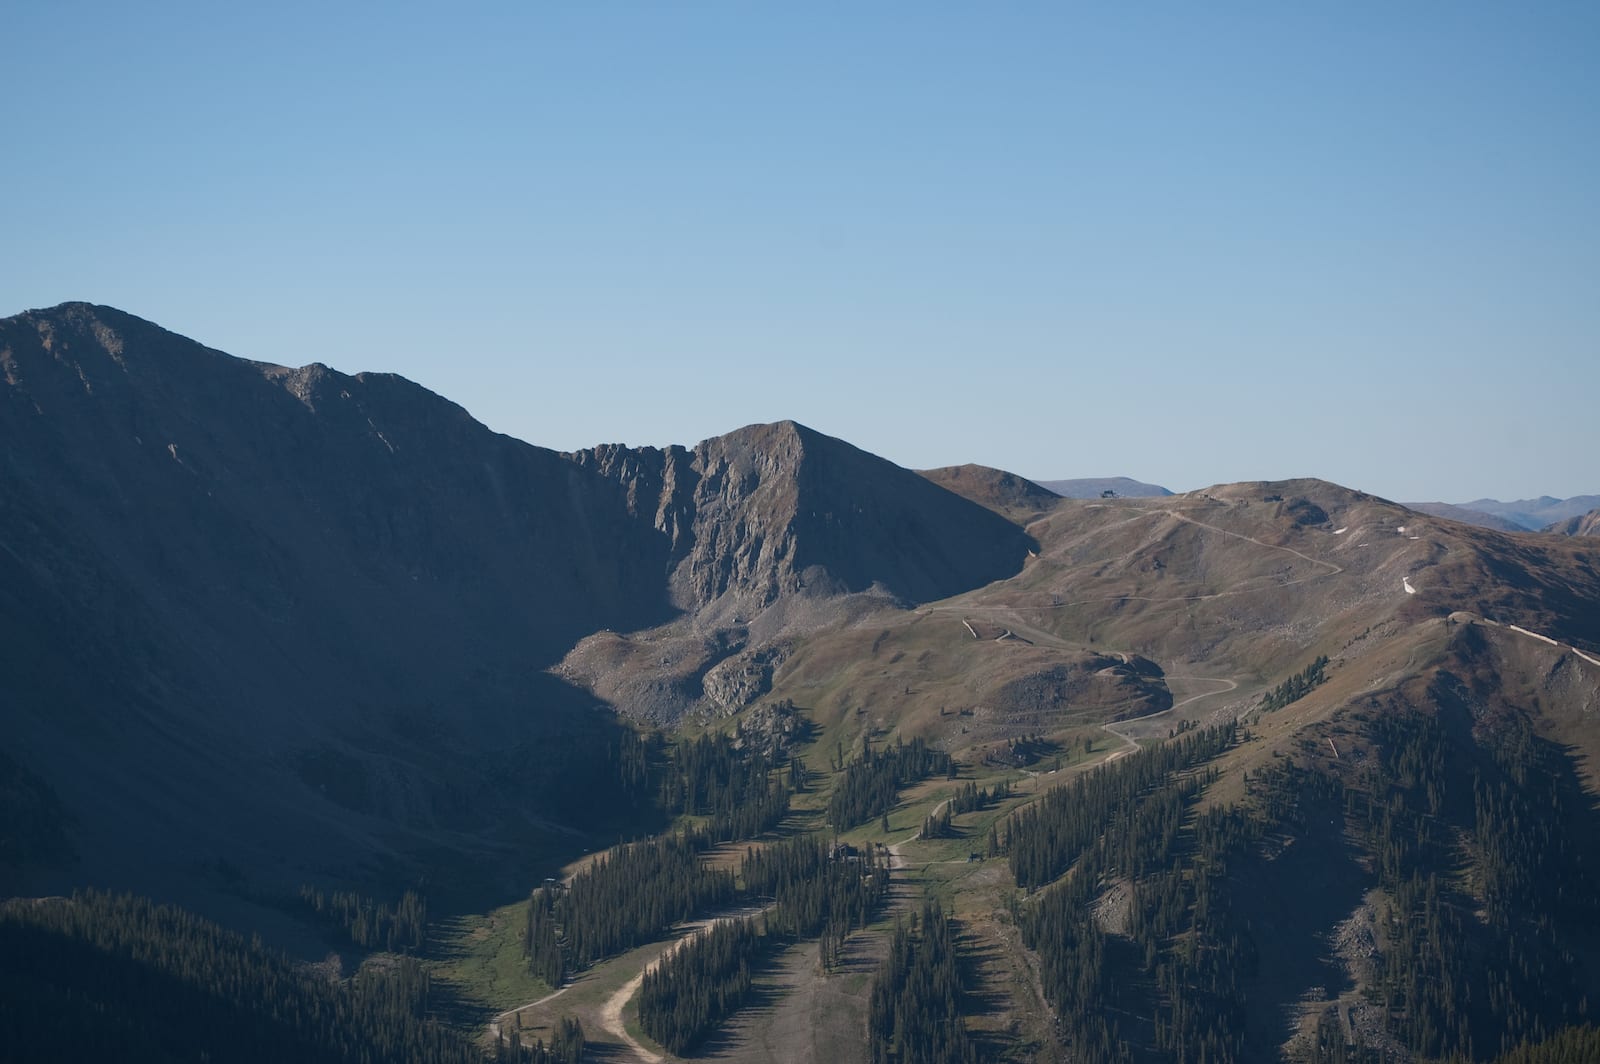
741, 833, 889, 970
298, 885, 427, 953
497, 1016, 585, 1064
638, 915, 767, 1055
524, 727, 812, 985
1259, 655, 1329, 712
827, 737, 953, 831
1341, 690, 1598, 1061
1006, 723, 1236, 890
636, 833, 895, 1051
0, 890, 479, 1064
524, 829, 735, 981
869, 900, 977, 1064
1015, 726, 1321, 1064
659, 731, 790, 843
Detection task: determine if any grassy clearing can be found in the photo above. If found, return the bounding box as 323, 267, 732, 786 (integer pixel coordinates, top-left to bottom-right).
431, 899, 549, 1018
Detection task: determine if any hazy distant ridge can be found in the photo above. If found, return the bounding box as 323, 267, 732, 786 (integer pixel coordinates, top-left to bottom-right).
1035, 476, 1172, 499
1458, 495, 1600, 530
1403, 502, 1528, 533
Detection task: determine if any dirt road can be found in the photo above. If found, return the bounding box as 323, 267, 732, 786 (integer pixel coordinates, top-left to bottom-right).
1102, 675, 1239, 759
596, 905, 772, 1063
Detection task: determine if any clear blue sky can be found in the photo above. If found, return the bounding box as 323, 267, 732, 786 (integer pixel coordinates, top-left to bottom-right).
5, 3, 1597, 502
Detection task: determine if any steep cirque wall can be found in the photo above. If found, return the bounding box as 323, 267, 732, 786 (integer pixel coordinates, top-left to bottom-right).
568, 420, 1035, 622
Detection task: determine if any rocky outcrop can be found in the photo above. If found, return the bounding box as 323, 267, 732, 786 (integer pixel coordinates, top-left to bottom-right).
1545, 508, 1600, 537
569, 421, 1035, 623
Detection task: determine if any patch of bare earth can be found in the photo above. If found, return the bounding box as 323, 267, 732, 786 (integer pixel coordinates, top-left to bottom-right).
1091, 879, 1132, 936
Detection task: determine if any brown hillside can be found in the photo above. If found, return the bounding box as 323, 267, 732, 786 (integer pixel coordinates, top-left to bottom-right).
917, 464, 1060, 523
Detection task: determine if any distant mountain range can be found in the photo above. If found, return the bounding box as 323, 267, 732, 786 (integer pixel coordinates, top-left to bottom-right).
1406, 495, 1600, 532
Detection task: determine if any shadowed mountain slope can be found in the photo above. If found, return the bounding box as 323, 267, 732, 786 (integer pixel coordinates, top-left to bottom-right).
917, 464, 1060, 523
1, 303, 682, 904
0, 303, 1033, 901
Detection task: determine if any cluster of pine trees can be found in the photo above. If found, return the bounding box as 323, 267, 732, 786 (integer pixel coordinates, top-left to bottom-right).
523, 729, 812, 986
827, 737, 953, 830
496, 1016, 585, 1064
298, 886, 427, 953
638, 915, 767, 1054
1015, 722, 1317, 1064
950, 778, 1009, 814
1007, 724, 1235, 890
659, 732, 790, 842
1488, 1026, 1600, 1064
1343, 698, 1597, 1060
0, 890, 477, 1064
1141, 804, 1265, 1062
1259, 655, 1329, 712
868, 900, 977, 1064
925, 778, 1013, 838
635, 832, 894, 1050
524, 829, 735, 979
741, 833, 888, 970
1021, 787, 1248, 1060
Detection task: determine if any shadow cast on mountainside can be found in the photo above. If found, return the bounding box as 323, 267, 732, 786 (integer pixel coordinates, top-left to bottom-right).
1236, 805, 1368, 1055
579, 1042, 638, 1063
957, 927, 1021, 1060
682, 949, 793, 1059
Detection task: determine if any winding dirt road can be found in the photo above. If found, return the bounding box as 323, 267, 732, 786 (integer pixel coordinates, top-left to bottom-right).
595, 904, 772, 1063
1103, 676, 1240, 761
